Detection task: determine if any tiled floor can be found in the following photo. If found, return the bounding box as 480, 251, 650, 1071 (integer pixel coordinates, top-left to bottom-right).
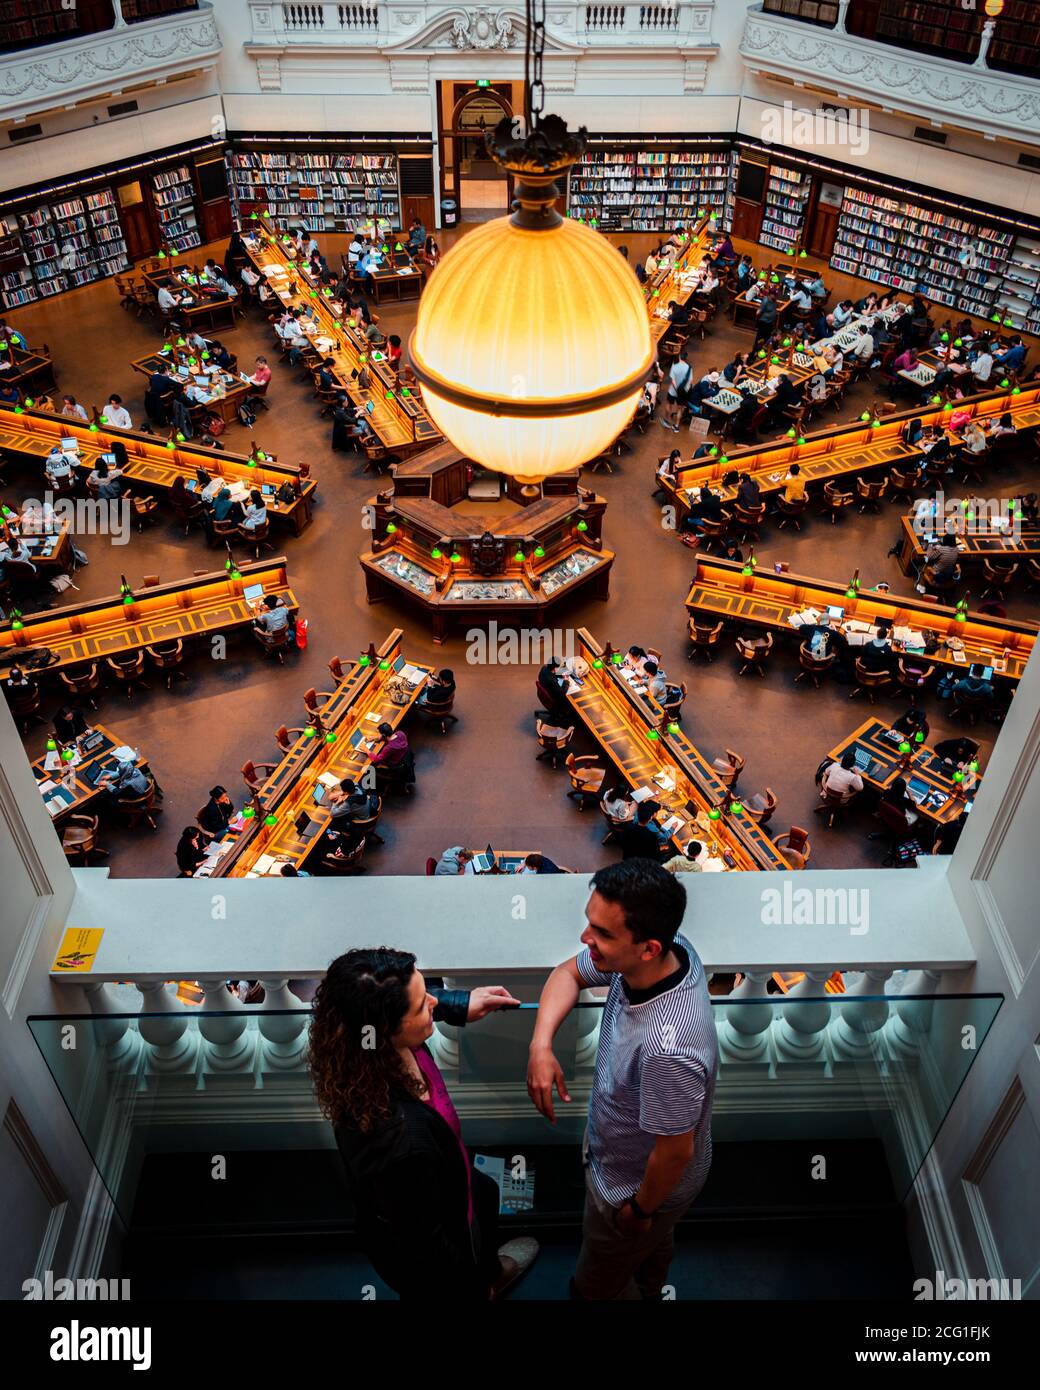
4, 231, 1037, 878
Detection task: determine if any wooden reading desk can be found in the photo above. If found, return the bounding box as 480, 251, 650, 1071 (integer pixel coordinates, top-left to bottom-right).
131, 348, 251, 428
142, 265, 238, 333
202, 629, 431, 877
242, 215, 440, 457
0, 558, 298, 681
895, 508, 1040, 575
0, 335, 56, 393
645, 215, 712, 345
0, 403, 316, 535
2, 512, 72, 573
828, 717, 978, 828
685, 556, 1036, 684
662, 382, 1040, 515
28, 722, 150, 825
566, 629, 790, 871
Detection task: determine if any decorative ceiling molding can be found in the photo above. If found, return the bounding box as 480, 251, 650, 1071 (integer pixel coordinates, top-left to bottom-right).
740, 10, 1040, 146
0, 8, 220, 117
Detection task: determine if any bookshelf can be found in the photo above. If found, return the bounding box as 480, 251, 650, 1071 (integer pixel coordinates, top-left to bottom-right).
994, 235, 1040, 336
830, 186, 1014, 319
10, 190, 129, 301
19, 205, 66, 299
760, 163, 811, 252
0, 214, 36, 310
567, 144, 737, 234
226, 148, 402, 234
153, 165, 202, 254
0, 0, 78, 53
121, 0, 199, 19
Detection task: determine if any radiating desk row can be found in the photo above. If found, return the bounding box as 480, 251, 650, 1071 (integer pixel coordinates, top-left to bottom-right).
0, 403, 315, 535
828, 718, 978, 828
684, 557, 1036, 683
0, 559, 298, 679
567, 629, 790, 871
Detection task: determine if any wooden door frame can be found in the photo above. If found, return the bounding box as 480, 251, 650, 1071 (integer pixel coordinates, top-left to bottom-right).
438, 83, 514, 209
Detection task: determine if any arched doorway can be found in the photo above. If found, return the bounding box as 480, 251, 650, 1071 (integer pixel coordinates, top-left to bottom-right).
439, 84, 515, 223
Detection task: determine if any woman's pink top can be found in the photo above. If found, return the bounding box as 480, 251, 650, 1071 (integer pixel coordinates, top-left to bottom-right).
414, 1046, 473, 1224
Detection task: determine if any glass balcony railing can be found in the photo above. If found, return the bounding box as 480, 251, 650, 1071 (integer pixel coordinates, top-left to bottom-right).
29, 990, 1001, 1233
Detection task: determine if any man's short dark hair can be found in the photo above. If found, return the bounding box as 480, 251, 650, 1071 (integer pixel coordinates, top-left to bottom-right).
589, 859, 686, 949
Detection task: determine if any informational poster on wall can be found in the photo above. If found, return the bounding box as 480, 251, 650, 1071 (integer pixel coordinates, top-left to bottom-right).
819, 183, 845, 208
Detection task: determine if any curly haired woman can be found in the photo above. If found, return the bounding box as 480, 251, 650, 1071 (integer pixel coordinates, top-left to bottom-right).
310, 947, 538, 1299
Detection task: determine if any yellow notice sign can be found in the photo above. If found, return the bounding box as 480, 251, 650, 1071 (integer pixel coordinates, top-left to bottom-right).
51, 928, 104, 973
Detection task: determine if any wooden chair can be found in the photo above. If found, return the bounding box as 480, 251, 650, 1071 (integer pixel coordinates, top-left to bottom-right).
795, 641, 835, 688
688, 617, 723, 661
897, 656, 935, 704
209, 517, 239, 544
599, 795, 633, 846
61, 814, 108, 865
731, 499, 766, 542
711, 748, 745, 789
887, 465, 920, 507
328, 655, 353, 682
322, 836, 368, 875
111, 779, 163, 831
980, 558, 1018, 601
535, 717, 574, 768
921, 561, 961, 597
697, 513, 731, 552
255, 625, 290, 663
775, 494, 809, 531
425, 856, 438, 876
171, 491, 206, 534
661, 682, 688, 722
855, 476, 888, 513
5, 680, 43, 732
60, 663, 100, 709
416, 689, 459, 734
106, 651, 150, 702
303, 686, 335, 718
949, 690, 992, 727
242, 758, 277, 797
736, 631, 773, 677
775, 825, 811, 869
868, 799, 919, 867
565, 753, 606, 809
743, 787, 777, 827
239, 518, 274, 560
274, 723, 308, 752
146, 639, 188, 689
130, 494, 160, 532
350, 797, 386, 847
813, 785, 847, 829
850, 657, 894, 704
1026, 558, 1040, 593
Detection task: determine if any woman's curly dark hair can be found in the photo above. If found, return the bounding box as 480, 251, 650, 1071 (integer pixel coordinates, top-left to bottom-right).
309, 948, 425, 1132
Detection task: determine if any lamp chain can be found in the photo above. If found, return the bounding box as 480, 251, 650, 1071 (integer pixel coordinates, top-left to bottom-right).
524, 0, 547, 133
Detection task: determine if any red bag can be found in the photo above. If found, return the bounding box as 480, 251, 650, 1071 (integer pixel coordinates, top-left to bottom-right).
295, 617, 308, 650
204, 413, 226, 437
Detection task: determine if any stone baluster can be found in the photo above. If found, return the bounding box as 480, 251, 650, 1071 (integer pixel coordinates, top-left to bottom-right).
574, 989, 603, 1072
834, 0, 850, 35
719, 970, 773, 1063
256, 979, 310, 1069
82, 981, 141, 1067
886, 969, 941, 1057
831, 969, 894, 1058
974, 16, 998, 69
774, 971, 833, 1062
135, 981, 199, 1072
198, 981, 258, 1072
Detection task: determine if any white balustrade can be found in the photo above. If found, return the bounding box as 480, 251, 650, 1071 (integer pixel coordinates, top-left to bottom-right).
719, 970, 773, 1063
256, 980, 311, 1068
82, 981, 141, 1067
135, 982, 199, 1072
886, 968, 941, 1057
831, 969, 893, 1058
198, 981, 258, 1072
774, 971, 833, 1062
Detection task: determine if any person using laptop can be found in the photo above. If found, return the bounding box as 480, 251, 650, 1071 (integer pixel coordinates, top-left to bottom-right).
240, 489, 267, 532
518, 853, 565, 875
820, 750, 864, 804
99, 757, 151, 801
952, 669, 996, 714
933, 734, 979, 769
44, 444, 74, 488
858, 622, 897, 675
879, 775, 919, 827
176, 826, 208, 877
892, 708, 930, 745
370, 723, 411, 792
254, 593, 290, 636
103, 394, 132, 430
619, 801, 672, 860
328, 777, 376, 827
435, 846, 476, 876
53, 703, 89, 744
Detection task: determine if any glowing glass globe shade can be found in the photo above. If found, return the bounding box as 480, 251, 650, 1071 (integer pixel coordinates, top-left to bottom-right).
410, 216, 652, 481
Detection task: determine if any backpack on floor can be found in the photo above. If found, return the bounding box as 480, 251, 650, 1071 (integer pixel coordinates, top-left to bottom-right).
237, 401, 256, 428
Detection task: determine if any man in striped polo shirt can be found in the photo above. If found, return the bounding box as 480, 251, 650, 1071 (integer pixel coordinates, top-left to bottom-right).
527, 859, 718, 1300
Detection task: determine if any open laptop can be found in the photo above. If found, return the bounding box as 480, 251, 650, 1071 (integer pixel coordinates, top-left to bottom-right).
294, 809, 323, 841
826, 605, 845, 622
312, 783, 327, 806
906, 776, 932, 806
473, 844, 497, 874
968, 664, 994, 682
243, 582, 265, 603
82, 757, 119, 789
852, 746, 884, 780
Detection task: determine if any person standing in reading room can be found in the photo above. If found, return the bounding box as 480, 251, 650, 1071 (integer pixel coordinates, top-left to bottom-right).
312, 948, 537, 1300
527, 860, 718, 1300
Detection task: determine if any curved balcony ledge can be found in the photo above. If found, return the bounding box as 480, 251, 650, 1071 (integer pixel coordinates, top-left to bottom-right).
739, 4, 1040, 146
0, 3, 222, 124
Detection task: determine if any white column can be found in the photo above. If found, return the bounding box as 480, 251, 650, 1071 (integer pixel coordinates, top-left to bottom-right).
199, 980, 257, 1072
973, 19, 997, 68
834, 0, 850, 35
135, 981, 199, 1072
719, 970, 773, 1062
774, 971, 832, 1061
256, 979, 309, 1069
831, 969, 894, 1058
112, 0, 126, 29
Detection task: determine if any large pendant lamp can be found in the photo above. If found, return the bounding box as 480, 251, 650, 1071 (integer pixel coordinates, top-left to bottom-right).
409, 5, 652, 487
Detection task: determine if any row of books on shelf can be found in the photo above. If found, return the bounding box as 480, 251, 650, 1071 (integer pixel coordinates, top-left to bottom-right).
228, 152, 397, 170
